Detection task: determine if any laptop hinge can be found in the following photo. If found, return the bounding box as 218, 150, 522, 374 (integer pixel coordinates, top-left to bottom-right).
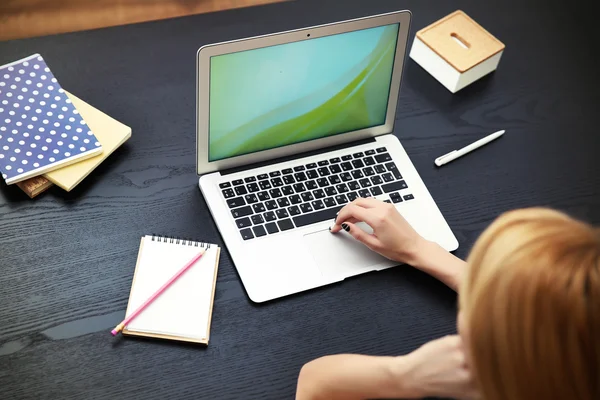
220, 137, 377, 176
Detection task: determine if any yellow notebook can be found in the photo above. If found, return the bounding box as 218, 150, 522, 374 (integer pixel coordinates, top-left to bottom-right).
43, 91, 131, 191
122, 235, 221, 344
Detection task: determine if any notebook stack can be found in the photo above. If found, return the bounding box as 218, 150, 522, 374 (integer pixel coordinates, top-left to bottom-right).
0, 54, 131, 197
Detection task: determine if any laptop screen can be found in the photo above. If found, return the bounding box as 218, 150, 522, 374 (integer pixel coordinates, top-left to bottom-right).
208, 23, 400, 162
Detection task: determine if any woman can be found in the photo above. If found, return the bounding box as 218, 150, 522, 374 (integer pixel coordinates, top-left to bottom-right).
295, 198, 600, 400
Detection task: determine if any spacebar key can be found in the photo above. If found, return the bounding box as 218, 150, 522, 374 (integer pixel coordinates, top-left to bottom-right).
293, 205, 344, 227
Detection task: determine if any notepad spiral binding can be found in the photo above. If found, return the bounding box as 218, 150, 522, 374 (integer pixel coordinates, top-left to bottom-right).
151, 234, 211, 248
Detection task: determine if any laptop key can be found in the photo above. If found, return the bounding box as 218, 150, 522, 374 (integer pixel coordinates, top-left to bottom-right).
365, 149, 376, 156
265, 222, 279, 234
253, 225, 267, 237
359, 189, 371, 198
347, 192, 358, 202
352, 159, 364, 169
232, 206, 253, 219
293, 183, 306, 193
335, 183, 349, 193
382, 173, 394, 182
227, 197, 246, 208
259, 180, 272, 190
276, 209, 289, 219
257, 191, 270, 201
245, 176, 256, 183
283, 175, 295, 185
288, 205, 301, 216
335, 194, 348, 205
323, 197, 337, 208
251, 214, 264, 225
329, 164, 342, 174
404, 194, 415, 201
313, 189, 326, 199
376, 147, 387, 153
340, 172, 352, 182
269, 188, 283, 198
306, 163, 317, 169
236, 217, 252, 228
384, 199, 392, 204
363, 167, 375, 176
240, 228, 254, 240
318, 160, 329, 166
305, 180, 317, 190
375, 153, 392, 163
317, 178, 329, 187
247, 183, 260, 192
353, 152, 364, 158
269, 171, 281, 177
235, 186, 248, 196
299, 203, 313, 213
219, 182, 231, 188
290, 194, 302, 204
277, 197, 290, 208
328, 175, 341, 185
301, 192, 314, 202
281, 185, 294, 196
374, 164, 386, 174
222, 188, 235, 198
351, 170, 364, 179
278, 219, 295, 231
325, 187, 337, 196
348, 181, 360, 191
341, 162, 353, 171
370, 186, 383, 196
329, 157, 340, 163
253, 204, 266, 216
392, 195, 404, 204
264, 211, 277, 221
311, 200, 325, 210
282, 168, 293, 175
386, 162, 402, 180
244, 194, 258, 203
294, 172, 307, 181
371, 176, 383, 185
294, 165, 306, 172
317, 167, 330, 176
341, 155, 353, 161
265, 200, 278, 210
382, 180, 408, 193
359, 178, 372, 188
257, 174, 269, 180
306, 170, 319, 179
233, 179, 244, 185
271, 177, 284, 187
293, 204, 344, 228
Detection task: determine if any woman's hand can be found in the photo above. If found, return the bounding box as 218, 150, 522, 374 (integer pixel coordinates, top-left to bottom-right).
330, 198, 426, 264
398, 335, 479, 400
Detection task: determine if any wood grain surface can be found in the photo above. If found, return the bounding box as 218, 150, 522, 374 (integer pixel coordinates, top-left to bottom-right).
0, 0, 285, 41
1, 0, 599, 399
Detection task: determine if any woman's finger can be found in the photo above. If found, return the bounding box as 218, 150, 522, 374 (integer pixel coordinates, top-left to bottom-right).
340, 221, 380, 249
331, 204, 378, 230
330, 216, 359, 233
351, 197, 385, 209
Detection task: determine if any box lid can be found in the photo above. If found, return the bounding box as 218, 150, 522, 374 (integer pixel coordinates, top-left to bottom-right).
416, 10, 505, 73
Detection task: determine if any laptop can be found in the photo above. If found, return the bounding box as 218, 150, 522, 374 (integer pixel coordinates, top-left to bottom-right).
196, 10, 458, 303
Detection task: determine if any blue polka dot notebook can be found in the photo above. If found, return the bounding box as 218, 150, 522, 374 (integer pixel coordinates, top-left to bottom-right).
0, 54, 103, 185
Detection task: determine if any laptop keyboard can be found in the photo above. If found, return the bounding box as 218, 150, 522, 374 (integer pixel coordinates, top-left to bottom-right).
219, 147, 414, 240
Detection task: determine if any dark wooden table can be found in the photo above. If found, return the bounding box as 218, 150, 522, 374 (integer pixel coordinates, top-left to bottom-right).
1, 0, 599, 398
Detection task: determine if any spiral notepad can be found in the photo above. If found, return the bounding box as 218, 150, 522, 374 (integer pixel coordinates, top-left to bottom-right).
123, 235, 220, 344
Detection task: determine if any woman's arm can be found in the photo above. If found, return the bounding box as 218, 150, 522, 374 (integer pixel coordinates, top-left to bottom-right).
296, 336, 477, 400
330, 198, 467, 292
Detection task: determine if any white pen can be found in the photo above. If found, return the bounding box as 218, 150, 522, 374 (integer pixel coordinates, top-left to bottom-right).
434, 130, 505, 167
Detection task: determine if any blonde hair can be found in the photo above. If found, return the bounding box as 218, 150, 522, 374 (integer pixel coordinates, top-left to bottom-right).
460, 207, 600, 400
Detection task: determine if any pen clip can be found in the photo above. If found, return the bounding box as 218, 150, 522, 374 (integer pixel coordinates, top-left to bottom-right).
434, 150, 457, 166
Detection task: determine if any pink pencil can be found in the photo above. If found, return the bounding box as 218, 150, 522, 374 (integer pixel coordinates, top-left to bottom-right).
111, 248, 207, 336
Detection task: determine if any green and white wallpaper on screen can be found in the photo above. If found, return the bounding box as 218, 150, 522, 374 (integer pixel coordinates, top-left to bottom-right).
208, 24, 400, 161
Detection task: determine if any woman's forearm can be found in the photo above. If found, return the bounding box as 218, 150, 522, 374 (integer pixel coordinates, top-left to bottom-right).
295, 354, 415, 400
408, 239, 467, 292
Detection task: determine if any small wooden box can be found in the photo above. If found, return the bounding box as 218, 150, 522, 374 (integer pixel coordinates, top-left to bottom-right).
409, 10, 505, 93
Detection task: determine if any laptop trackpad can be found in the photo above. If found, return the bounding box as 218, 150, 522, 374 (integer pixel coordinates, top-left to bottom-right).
303, 224, 393, 280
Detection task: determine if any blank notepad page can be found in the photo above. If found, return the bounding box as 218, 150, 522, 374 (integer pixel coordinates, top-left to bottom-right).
124, 236, 219, 342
